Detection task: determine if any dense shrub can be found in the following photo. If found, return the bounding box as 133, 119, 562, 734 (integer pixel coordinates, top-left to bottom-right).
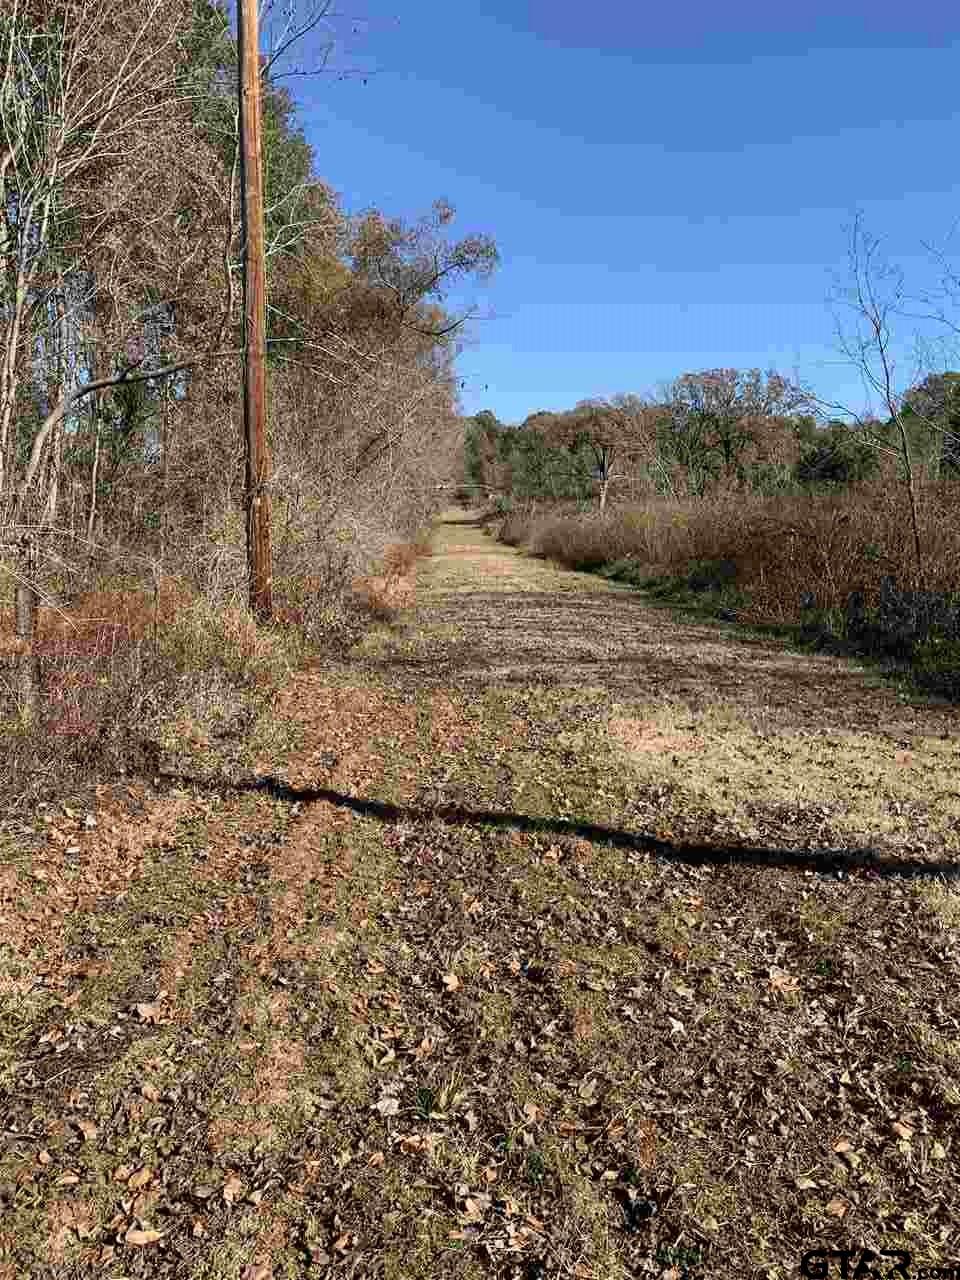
497, 500, 551, 547
794, 436, 879, 488
0, 528, 431, 810
841, 577, 960, 659
0, 578, 299, 805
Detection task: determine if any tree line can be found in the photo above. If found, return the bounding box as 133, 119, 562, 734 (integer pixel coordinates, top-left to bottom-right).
463, 368, 960, 510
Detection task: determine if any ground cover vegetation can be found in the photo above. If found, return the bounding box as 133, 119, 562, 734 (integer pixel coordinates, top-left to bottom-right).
3, 3, 960, 1277
3, 515, 960, 1279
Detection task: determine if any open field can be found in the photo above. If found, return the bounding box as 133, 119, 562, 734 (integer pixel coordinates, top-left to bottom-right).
2, 510, 960, 1279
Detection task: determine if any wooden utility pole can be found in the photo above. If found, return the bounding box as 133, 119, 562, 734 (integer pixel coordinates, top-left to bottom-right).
237, 0, 273, 621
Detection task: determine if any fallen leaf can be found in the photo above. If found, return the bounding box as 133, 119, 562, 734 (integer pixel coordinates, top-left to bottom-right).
522, 1101, 540, 1123
795, 1176, 818, 1191
376, 1096, 400, 1117
891, 1121, 914, 1141
768, 967, 799, 995
124, 1226, 164, 1246
931, 1141, 947, 1160
134, 1002, 164, 1025
367, 1151, 385, 1167
241, 1264, 273, 1280
463, 1196, 488, 1221
634, 1118, 657, 1168
223, 1174, 244, 1204
442, 972, 460, 992
825, 1197, 848, 1219
577, 1077, 598, 1102
141, 1083, 161, 1102
128, 1167, 153, 1191
55, 1172, 80, 1186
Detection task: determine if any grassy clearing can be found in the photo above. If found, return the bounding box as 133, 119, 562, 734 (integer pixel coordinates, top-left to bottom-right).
3, 512, 960, 1277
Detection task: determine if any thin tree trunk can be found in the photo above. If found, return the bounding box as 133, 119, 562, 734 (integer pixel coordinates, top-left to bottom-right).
891, 412, 924, 589
15, 536, 40, 723
41, 424, 62, 526
83, 331, 105, 542
160, 381, 169, 563
87, 420, 101, 540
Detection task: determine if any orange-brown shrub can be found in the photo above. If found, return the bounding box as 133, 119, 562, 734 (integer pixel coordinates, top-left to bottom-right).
0, 572, 294, 799
352, 573, 416, 619
529, 499, 699, 571
0, 576, 196, 658
351, 540, 423, 620
701, 481, 960, 622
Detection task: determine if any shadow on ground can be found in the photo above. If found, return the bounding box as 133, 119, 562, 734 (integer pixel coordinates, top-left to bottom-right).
155, 768, 960, 883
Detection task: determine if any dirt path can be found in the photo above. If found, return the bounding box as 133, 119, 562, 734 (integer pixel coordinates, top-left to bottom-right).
3, 510, 960, 1279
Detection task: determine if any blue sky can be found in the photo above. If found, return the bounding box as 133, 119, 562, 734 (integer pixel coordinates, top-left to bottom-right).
260, 1, 960, 424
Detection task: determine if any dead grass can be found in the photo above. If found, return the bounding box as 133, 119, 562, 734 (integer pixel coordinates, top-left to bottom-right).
520, 479, 960, 620
608, 702, 960, 850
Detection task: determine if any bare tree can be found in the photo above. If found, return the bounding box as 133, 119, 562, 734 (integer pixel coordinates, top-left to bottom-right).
0, 0, 244, 711
819, 214, 960, 587
0, 0, 243, 527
